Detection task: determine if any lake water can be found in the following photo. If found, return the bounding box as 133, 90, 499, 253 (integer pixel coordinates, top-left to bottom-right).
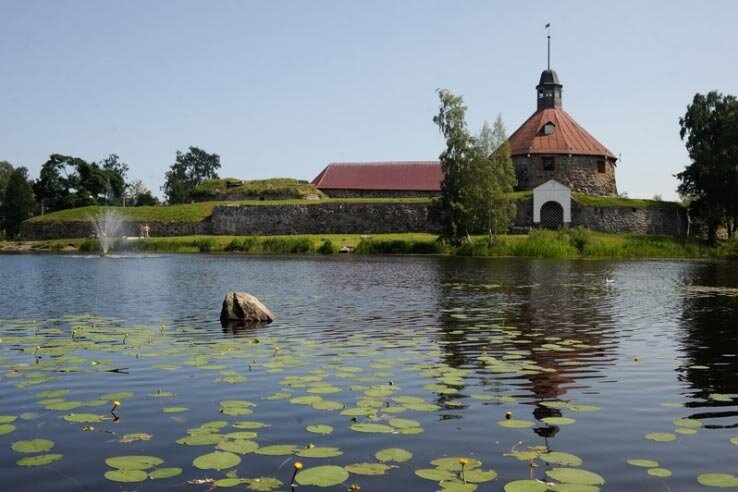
1, 254, 738, 491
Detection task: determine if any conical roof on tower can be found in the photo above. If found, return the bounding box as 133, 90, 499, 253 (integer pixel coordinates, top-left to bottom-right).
507, 68, 617, 160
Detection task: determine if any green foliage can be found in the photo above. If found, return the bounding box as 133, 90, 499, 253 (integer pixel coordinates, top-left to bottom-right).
261, 237, 313, 253
163, 146, 221, 204
433, 90, 516, 243
79, 239, 101, 252
677, 91, 738, 241
572, 193, 682, 209
0, 167, 37, 238
32, 154, 128, 212
317, 238, 337, 254
355, 238, 446, 254
192, 178, 322, 201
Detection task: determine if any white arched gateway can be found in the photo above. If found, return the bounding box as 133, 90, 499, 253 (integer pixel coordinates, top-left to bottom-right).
533, 179, 571, 229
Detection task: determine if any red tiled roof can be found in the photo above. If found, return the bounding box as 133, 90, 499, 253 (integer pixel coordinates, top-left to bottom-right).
508, 108, 616, 159
311, 162, 442, 191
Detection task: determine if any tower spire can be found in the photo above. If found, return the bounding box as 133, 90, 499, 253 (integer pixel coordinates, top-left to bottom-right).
546, 23, 551, 69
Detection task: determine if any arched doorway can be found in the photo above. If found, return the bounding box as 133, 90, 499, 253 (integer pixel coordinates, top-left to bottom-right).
539, 201, 564, 229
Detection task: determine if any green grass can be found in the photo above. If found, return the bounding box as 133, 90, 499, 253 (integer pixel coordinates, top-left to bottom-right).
15, 230, 728, 260
192, 177, 324, 200
572, 193, 683, 209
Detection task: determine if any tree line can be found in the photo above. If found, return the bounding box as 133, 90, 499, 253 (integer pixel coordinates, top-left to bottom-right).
0, 146, 221, 239
1, 91, 736, 242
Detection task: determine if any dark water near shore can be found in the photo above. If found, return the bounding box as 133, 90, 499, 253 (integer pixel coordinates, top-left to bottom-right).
1, 254, 738, 491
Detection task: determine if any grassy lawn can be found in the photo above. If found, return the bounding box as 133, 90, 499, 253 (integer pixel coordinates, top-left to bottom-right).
7, 230, 731, 260
192, 178, 324, 200
572, 193, 683, 209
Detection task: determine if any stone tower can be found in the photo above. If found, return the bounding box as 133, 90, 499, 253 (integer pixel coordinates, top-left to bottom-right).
507, 67, 618, 196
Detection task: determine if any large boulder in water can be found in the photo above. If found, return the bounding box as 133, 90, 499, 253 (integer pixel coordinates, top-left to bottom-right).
220, 292, 274, 323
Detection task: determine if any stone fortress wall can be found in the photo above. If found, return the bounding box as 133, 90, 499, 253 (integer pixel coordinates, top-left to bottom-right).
513, 155, 618, 196
21, 199, 687, 240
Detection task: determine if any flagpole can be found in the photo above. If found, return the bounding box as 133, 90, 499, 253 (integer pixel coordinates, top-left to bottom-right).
546, 23, 551, 69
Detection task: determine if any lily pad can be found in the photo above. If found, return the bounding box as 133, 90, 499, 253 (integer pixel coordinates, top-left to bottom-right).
545, 468, 605, 485
163, 406, 188, 414
344, 462, 393, 475
63, 413, 104, 423
375, 448, 413, 463
697, 473, 738, 488
215, 478, 243, 487
627, 459, 659, 468
415, 468, 457, 481
17, 453, 63, 467
233, 421, 268, 430
244, 476, 283, 491
0, 415, 18, 424
295, 465, 349, 487
541, 452, 583, 466
432, 457, 482, 471
149, 467, 183, 479
388, 418, 421, 429
0, 424, 17, 435
119, 433, 153, 443
672, 418, 702, 429
177, 434, 225, 446
105, 469, 148, 482
645, 432, 677, 442
12, 439, 55, 453
254, 444, 299, 456
296, 446, 343, 458
497, 419, 534, 428
193, 451, 241, 470
218, 439, 259, 454
648, 468, 672, 478
350, 423, 395, 433
306, 424, 333, 435
106, 455, 164, 470
541, 417, 576, 426
504, 480, 548, 492
464, 468, 499, 483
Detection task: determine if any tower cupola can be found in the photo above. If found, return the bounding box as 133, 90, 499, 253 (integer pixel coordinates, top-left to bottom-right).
536, 69, 563, 109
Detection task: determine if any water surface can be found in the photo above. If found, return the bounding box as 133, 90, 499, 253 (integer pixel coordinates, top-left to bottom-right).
1, 254, 737, 491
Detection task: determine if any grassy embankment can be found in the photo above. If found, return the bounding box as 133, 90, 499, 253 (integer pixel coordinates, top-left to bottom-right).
16, 191, 735, 259
15, 229, 732, 260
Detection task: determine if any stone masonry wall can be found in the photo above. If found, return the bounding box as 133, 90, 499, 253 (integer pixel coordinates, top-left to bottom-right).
20, 200, 688, 240
211, 202, 440, 235
21, 220, 212, 241
513, 154, 618, 196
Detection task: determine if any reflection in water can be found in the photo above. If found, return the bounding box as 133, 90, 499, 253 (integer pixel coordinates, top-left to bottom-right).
678, 262, 738, 426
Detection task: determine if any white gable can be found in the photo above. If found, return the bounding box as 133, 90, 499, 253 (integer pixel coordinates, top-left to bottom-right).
533, 179, 571, 224
534, 179, 570, 192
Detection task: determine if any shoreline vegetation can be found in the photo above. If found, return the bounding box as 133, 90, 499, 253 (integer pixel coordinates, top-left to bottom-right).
3, 229, 736, 260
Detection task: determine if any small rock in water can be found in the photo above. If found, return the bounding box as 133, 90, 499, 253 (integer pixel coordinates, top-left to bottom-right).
220, 292, 274, 323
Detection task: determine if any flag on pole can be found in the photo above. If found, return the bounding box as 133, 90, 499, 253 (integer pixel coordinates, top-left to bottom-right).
545, 23, 550, 28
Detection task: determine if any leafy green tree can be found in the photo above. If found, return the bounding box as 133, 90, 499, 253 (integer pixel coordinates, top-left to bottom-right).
677, 91, 738, 241
433, 89, 475, 243
127, 179, 160, 206
100, 154, 128, 204
433, 90, 517, 244
33, 154, 81, 212
0, 161, 14, 206
162, 146, 221, 204
1, 167, 37, 238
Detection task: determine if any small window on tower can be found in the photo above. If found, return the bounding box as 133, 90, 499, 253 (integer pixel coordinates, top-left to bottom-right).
597, 160, 606, 173
543, 123, 555, 135
543, 157, 555, 172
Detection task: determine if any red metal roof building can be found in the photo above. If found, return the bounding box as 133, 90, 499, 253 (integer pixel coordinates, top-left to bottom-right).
311, 161, 442, 198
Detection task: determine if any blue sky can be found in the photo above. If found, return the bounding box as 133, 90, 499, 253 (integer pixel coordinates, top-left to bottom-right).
2, 0, 736, 200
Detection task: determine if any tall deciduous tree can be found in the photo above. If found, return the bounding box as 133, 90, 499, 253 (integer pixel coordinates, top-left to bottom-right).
1, 167, 37, 238
433, 90, 517, 244
677, 91, 738, 241
162, 146, 221, 204
0, 161, 14, 208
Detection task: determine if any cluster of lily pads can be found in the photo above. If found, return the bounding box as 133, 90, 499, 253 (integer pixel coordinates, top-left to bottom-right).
0, 309, 737, 491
